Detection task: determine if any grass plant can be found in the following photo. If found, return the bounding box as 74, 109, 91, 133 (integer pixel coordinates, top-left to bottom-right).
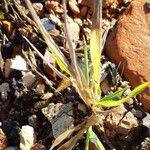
24, 0, 150, 149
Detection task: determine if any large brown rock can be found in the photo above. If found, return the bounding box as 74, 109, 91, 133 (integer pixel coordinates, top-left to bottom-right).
105, 0, 150, 110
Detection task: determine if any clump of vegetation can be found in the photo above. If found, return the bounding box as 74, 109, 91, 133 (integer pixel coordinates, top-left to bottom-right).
24, 0, 150, 149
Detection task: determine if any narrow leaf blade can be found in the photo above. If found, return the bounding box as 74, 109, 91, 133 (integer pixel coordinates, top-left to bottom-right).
101, 87, 129, 101
90, 29, 101, 97
90, 0, 102, 97
83, 37, 89, 83
97, 82, 150, 107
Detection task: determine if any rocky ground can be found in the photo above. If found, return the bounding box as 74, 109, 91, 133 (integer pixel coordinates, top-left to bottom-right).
0, 0, 150, 150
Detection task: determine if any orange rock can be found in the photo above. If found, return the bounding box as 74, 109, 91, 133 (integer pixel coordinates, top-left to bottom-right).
105, 0, 150, 110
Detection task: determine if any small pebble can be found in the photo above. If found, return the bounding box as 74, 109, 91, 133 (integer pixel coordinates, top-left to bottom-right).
31, 143, 46, 150
1, 120, 20, 144
48, 14, 62, 26
142, 113, 150, 128
45, 0, 63, 14
40, 18, 55, 31
124, 88, 131, 96
68, 0, 80, 15
141, 137, 150, 150
11, 55, 28, 71
28, 115, 38, 128
32, 3, 43, 16
0, 83, 10, 100
20, 125, 36, 150
131, 108, 143, 118
22, 72, 37, 89
0, 129, 7, 150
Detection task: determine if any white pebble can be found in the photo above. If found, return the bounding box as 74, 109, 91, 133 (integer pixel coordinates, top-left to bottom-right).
20, 125, 36, 150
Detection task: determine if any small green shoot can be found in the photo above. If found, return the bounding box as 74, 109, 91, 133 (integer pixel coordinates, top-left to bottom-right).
85, 127, 105, 150
96, 81, 150, 107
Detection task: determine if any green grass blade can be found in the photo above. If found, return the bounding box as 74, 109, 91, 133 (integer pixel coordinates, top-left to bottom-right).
125, 81, 150, 98
51, 51, 70, 74
90, 0, 102, 97
96, 82, 150, 107
83, 36, 89, 83
101, 87, 129, 100
85, 127, 105, 150
90, 29, 101, 97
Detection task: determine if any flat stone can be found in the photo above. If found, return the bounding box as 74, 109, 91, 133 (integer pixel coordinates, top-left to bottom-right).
52, 113, 74, 138
105, 105, 138, 135
42, 102, 74, 138
41, 103, 62, 122
105, 0, 150, 110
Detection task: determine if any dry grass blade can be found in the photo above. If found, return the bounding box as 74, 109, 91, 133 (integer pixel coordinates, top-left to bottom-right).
63, 0, 83, 86
24, 0, 70, 74
50, 114, 99, 150
63, 0, 95, 108
23, 36, 68, 80
22, 50, 54, 89
55, 78, 72, 93
50, 128, 75, 150
58, 127, 86, 150
63, 0, 78, 70
71, 77, 95, 107
12, 0, 36, 26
